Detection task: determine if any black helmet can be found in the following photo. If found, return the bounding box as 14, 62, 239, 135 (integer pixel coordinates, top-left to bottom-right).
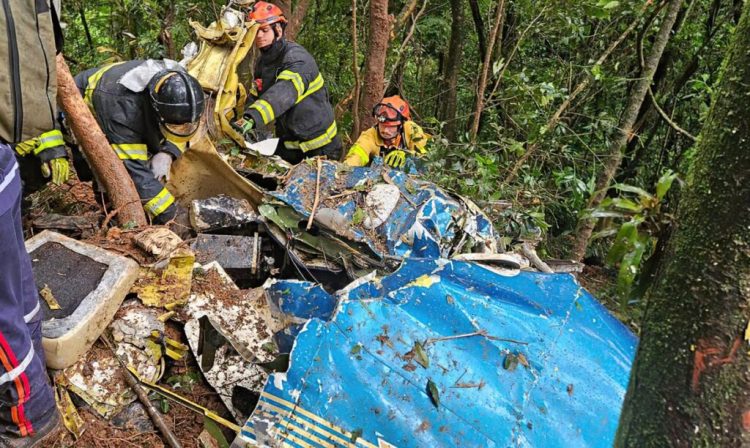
147, 69, 205, 124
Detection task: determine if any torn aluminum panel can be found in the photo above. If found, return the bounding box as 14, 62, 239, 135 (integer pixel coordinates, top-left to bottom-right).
184, 262, 286, 421
268, 161, 498, 261
235, 259, 636, 448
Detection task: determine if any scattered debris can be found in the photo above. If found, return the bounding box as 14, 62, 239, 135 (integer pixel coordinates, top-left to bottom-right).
131, 249, 195, 308
427, 379, 440, 409
39, 284, 61, 310
134, 227, 184, 258
190, 195, 257, 232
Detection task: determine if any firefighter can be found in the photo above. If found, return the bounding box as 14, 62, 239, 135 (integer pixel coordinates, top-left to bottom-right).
344, 96, 430, 170
72, 60, 205, 228
0, 0, 63, 445
231, 1, 341, 164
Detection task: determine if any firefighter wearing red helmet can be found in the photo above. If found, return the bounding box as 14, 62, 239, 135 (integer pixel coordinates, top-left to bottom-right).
232, 1, 341, 164
345, 96, 430, 169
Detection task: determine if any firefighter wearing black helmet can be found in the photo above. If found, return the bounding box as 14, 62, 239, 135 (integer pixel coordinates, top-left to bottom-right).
72, 60, 204, 225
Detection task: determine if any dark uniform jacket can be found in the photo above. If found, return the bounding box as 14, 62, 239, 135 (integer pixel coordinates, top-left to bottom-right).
73, 60, 182, 221
245, 39, 338, 155
74, 60, 187, 161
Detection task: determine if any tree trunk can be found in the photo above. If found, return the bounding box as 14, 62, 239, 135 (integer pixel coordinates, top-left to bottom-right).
468, 0, 506, 144
441, 0, 465, 141
570, 0, 682, 261
286, 0, 313, 40
357, 0, 391, 132
616, 2, 750, 444
55, 55, 147, 227
350, 0, 362, 139
468, 0, 486, 62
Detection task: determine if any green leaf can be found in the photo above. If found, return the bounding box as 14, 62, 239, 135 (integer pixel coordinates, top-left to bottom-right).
613, 183, 655, 202
616, 236, 648, 301
606, 220, 639, 266
203, 417, 230, 448
350, 344, 362, 355
427, 379, 440, 409
601, 0, 619, 9
352, 208, 366, 225
261, 342, 277, 354
414, 342, 430, 369
656, 170, 678, 200
610, 197, 643, 213
159, 398, 170, 414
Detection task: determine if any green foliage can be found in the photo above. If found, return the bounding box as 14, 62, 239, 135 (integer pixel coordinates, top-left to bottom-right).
590, 170, 679, 304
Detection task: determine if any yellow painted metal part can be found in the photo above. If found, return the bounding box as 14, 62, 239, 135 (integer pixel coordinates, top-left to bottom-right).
131, 249, 195, 308
54, 380, 85, 439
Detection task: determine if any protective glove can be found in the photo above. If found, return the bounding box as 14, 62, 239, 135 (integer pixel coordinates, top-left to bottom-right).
149, 152, 173, 182
48, 158, 70, 185
383, 150, 407, 169
231, 117, 255, 139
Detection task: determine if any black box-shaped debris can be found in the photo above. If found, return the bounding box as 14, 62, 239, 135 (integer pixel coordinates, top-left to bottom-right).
192, 234, 261, 282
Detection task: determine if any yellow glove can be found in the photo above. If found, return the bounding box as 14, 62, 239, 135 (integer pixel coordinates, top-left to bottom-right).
42, 158, 70, 185
383, 150, 407, 169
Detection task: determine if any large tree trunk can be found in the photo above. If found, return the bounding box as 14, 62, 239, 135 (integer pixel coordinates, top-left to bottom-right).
468, 0, 506, 144
570, 0, 682, 261
56, 55, 147, 227
350, 0, 362, 140
357, 0, 391, 133
441, 0, 464, 141
615, 2, 750, 444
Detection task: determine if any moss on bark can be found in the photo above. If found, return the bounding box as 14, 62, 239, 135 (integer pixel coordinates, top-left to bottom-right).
615, 2, 750, 446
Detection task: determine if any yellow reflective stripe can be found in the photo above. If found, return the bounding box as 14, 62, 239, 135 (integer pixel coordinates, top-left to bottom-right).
348, 145, 369, 166
33, 130, 65, 154
296, 74, 324, 104
284, 121, 337, 152
249, 99, 275, 125
144, 187, 175, 217
277, 70, 305, 99
112, 143, 148, 161
84, 62, 126, 112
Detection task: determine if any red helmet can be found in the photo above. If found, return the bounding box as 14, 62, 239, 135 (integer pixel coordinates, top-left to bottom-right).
373, 96, 411, 126
248, 1, 287, 26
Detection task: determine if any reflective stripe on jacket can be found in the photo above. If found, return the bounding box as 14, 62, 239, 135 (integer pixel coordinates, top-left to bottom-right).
244, 39, 337, 153
74, 60, 185, 161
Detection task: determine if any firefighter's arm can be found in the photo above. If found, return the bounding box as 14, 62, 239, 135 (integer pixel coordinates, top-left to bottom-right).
14, 130, 70, 185
244, 60, 310, 126
344, 129, 380, 167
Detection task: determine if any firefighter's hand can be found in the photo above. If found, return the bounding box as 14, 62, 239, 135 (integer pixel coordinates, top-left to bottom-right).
383, 150, 407, 169
231, 117, 255, 138
150, 152, 173, 183
41, 158, 70, 185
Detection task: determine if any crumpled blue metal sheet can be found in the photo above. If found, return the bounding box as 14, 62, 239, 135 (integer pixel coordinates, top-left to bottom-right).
238, 259, 637, 447
269, 161, 496, 259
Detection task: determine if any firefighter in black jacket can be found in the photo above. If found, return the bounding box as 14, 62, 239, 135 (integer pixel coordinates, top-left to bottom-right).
232, 2, 341, 164
73, 60, 204, 226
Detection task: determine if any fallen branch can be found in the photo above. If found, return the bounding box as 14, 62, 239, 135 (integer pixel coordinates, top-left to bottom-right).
306, 157, 323, 230
521, 241, 553, 273
424, 330, 529, 346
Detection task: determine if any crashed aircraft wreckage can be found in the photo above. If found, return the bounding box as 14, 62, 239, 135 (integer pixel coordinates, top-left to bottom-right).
30, 2, 636, 446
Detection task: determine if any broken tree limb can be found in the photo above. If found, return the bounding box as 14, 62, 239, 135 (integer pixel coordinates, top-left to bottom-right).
521, 242, 554, 273
56, 55, 147, 227
101, 334, 182, 448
